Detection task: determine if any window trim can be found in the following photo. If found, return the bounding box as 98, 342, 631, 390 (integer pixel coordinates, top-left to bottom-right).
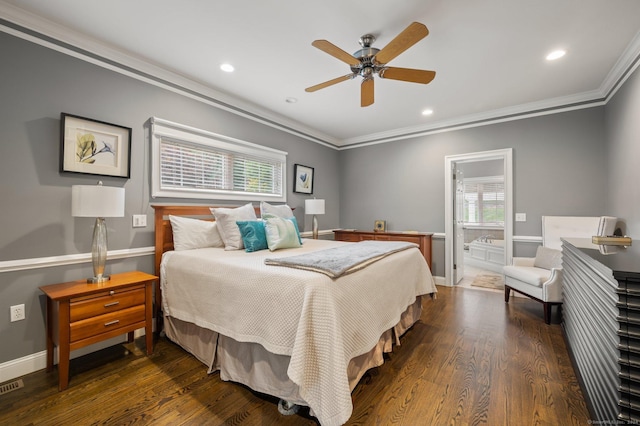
150, 117, 287, 202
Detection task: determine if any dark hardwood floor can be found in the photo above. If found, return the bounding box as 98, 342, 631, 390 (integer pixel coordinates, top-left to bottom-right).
0, 286, 590, 425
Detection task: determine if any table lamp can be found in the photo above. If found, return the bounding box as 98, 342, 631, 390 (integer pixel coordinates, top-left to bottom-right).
305, 198, 325, 239
72, 181, 125, 283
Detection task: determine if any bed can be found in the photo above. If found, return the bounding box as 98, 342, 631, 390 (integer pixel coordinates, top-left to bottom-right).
152, 204, 437, 426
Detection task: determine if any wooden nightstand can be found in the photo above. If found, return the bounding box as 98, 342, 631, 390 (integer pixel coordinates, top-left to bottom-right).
40, 271, 157, 390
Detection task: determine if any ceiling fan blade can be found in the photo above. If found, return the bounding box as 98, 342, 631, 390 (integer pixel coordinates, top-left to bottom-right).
374, 22, 429, 65
379, 67, 436, 84
361, 78, 374, 107
311, 40, 359, 66
305, 74, 354, 92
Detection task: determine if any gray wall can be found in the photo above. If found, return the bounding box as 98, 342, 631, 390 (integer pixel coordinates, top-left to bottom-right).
340, 107, 610, 274
0, 32, 340, 363
605, 62, 640, 260
2, 26, 639, 368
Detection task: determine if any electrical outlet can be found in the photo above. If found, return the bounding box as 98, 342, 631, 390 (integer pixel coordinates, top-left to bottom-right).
132, 214, 147, 228
10, 304, 25, 322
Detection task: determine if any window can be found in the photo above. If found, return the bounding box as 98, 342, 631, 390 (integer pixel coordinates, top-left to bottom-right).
151, 118, 287, 202
463, 177, 504, 226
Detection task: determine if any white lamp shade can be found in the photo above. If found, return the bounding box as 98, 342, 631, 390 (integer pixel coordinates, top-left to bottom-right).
305, 199, 325, 215
72, 184, 125, 218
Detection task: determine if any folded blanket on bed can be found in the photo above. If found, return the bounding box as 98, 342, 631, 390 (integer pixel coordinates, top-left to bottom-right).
264, 240, 417, 278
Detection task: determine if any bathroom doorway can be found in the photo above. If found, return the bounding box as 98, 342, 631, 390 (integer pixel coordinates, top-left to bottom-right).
444, 149, 513, 287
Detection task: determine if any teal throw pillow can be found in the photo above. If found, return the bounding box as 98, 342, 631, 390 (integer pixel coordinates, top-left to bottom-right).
236, 220, 268, 252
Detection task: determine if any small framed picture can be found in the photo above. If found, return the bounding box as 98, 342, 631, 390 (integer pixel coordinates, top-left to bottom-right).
60, 113, 132, 178
374, 220, 386, 232
293, 164, 314, 194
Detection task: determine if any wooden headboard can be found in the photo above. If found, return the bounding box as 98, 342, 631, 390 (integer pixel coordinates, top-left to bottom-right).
152, 204, 262, 277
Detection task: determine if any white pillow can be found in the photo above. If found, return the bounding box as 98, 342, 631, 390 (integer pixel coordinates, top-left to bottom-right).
533, 246, 562, 270
210, 203, 257, 250
169, 215, 223, 251
260, 201, 294, 218
263, 214, 302, 251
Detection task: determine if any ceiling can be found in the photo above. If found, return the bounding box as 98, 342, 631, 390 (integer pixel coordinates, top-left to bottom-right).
2, 0, 640, 148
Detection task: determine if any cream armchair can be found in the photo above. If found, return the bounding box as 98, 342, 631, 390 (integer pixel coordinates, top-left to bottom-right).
503, 215, 615, 324
503, 246, 563, 324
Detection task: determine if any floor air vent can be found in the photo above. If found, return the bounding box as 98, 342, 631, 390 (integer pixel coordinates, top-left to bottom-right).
0, 379, 24, 395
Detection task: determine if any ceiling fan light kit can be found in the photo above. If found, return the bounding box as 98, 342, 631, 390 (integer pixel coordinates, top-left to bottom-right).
306, 22, 436, 107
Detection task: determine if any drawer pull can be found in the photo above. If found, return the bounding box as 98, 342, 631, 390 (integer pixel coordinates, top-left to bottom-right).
104, 301, 120, 308
110, 291, 115, 296
104, 320, 120, 327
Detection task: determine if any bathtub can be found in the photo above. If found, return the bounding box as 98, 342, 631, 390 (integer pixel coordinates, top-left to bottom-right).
465, 238, 505, 273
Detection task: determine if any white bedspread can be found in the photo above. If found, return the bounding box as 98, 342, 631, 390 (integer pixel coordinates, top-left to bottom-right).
160, 239, 436, 426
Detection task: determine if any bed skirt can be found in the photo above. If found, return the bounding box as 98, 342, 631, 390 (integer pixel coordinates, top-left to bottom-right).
163, 296, 423, 407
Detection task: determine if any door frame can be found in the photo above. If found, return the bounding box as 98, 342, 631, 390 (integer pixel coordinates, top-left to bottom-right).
444, 148, 513, 287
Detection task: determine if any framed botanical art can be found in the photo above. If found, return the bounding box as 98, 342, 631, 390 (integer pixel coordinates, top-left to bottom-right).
293, 164, 314, 194
60, 113, 132, 178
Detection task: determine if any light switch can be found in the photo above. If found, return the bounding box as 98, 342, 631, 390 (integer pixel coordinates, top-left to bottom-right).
515, 213, 526, 222
133, 214, 147, 228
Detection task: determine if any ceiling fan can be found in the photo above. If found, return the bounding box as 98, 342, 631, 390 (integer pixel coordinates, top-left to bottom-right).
305, 22, 436, 107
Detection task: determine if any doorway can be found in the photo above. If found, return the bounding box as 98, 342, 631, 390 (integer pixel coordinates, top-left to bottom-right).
444, 149, 513, 287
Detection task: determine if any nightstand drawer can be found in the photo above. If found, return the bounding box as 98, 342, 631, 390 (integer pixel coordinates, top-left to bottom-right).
70, 305, 146, 342
70, 286, 145, 322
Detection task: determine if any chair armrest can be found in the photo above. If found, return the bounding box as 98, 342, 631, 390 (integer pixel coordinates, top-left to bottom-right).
511, 257, 535, 267
542, 268, 563, 302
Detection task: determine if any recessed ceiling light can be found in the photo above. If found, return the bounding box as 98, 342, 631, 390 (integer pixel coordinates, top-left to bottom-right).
285, 97, 298, 104
220, 63, 235, 72
546, 50, 566, 61
421, 109, 434, 116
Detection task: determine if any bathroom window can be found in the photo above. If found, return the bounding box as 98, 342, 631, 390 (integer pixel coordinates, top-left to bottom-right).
464, 177, 504, 226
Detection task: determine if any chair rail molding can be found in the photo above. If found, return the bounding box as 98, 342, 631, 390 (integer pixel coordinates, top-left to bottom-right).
0, 247, 154, 274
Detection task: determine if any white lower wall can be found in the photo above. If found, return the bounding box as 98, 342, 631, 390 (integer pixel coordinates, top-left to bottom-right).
0, 334, 132, 383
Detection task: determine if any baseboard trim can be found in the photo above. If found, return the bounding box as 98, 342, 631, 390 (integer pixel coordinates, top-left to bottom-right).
0, 350, 45, 384
0, 329, 150, 384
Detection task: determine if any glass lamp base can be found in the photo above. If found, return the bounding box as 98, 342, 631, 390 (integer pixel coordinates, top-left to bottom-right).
87, 275, 110, 284
312, 215, 319, 239
89, 217, 110, 284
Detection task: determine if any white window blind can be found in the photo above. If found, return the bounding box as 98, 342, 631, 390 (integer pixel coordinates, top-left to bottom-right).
464, 178, 505, 225
151, 118, 287, 202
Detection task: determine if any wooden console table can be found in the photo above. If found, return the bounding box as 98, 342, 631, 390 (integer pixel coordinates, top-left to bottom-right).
333, 229, 432, 269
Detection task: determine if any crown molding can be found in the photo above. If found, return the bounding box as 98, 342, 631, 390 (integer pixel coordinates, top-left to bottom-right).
339, 31, 640, 149
0, 3, 341, 149
601, 29, 640, 102
2, 3, 639, 151
339, 91, 606, 149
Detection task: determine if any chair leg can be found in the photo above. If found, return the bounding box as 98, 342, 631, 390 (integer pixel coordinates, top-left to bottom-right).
504, 285, 511, 303
557, 304, 563, 322
543, 302, 551, 324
